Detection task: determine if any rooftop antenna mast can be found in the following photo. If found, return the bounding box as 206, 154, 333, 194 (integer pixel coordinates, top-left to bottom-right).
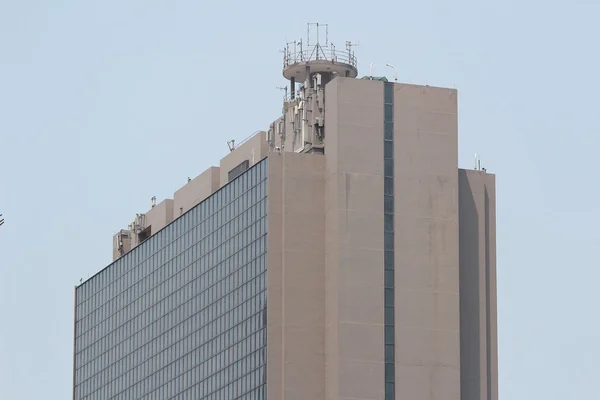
307, 22, 329, 61
346, 41, 359, 65
282, 25, 359, 153
474, 153, 482, 171
276, 86, 288, 101
307, 22, 329, 47
227, 140, 235, 152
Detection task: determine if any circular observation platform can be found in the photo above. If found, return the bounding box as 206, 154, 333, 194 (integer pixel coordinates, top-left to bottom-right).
283, 47, 358, 82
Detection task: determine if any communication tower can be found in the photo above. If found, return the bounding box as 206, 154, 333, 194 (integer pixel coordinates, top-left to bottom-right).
277, 23, 359, 154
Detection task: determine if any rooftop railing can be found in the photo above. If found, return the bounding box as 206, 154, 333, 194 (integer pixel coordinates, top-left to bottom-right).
283, 43, 357, 69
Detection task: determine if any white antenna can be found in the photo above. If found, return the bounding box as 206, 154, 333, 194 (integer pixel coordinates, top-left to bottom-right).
369, 62, 375, 79
276, 86, 288, 101
473, 153, 483, 171
151, 196, 156, 208
385, 63, 398, 82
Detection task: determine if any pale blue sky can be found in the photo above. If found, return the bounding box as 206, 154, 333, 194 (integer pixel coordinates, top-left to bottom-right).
1, 1, 599, 399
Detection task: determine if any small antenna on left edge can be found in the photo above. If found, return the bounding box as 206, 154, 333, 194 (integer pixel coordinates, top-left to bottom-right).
227, 139, 236, 152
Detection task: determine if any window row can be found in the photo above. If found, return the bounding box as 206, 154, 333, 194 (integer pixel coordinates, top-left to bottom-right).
76, 198, 266, 323
76, 231, 266, 348
384, 82, 395, 400
76, 287, 266, 388
78, 331, 265, 399
76, 255, 266, 369
76, 159, 267, 306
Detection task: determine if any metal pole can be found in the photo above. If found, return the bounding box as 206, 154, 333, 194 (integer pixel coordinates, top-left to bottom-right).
385, 63, 398, 82
291, 77, 295, 99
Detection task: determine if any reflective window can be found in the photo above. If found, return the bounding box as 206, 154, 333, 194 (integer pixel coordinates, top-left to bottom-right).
383, 82, 395, 399
73, 158, 269, 400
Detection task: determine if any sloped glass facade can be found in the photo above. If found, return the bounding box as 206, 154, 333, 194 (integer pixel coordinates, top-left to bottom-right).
74, 158, 268, 400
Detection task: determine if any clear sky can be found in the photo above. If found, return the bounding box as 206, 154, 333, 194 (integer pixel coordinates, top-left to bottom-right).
1, 0, 599, 399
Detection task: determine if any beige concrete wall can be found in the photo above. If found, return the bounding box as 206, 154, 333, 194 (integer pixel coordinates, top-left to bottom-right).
393, 83, 461, 400
133, 199, 173, 247
458, 169, 498, 400
220, 131, 269, 186
267, 152, 326, 400
146, 198, 174, 233
111, 132, 268, 258
173, 166, 220, 218
324, 77, 385, 400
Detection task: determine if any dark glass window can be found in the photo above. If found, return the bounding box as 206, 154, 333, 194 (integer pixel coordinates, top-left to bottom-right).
384, 122, 393, 140
384, 251, 394, 270
384, 84, 394, 104
384, 158, 394, 178
385, 215, 394, 233
385, 363, 395, 382
384, 270, 394, 288
73, 158, 269, 400
385, 288, 394, 307
228, 159, 250, 182
383, 81, 395, 400
384, 104, 394, 122
384, 196, 394, 214
384, 140, 394, 159
385, 345, 395, 363
385, 232, 394, 250
385, 326, 394, 345
385, 383, 395, 400
385, 306, 395, 325
384, 178, 394, 196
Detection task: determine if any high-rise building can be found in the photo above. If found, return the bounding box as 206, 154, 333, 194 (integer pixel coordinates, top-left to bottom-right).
73, 25, 497, 400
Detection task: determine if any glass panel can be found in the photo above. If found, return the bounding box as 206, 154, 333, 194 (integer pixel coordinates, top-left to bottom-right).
384, 196, 394, 214
384, 178, 394, 196
385, 215, 394, 233
384, 158, 394, 178
385, 383, 395, 400
384, 251, 394, 270
384, 140, 393, 159
384, 122, 393, 140
385, 363, 395, 383
385, 288, 394, 307
384, 104, 394, 122
73, 159, 269, 399
385, 233, 394, 250
385, 326, 394, 345
385, 306, 394, 325
385, 345, 395, 363
384, 83, 394, 104
384, 270, 394, 288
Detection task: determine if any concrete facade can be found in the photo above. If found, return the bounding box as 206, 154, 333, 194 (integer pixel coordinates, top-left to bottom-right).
393, 83, 461, 400
267, 152, 327, 400
101, 77, 497, 400
324, 77, 386, 400
458, 170, 498, 400
173, 166, 220, 218
220, 130, 269, 185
